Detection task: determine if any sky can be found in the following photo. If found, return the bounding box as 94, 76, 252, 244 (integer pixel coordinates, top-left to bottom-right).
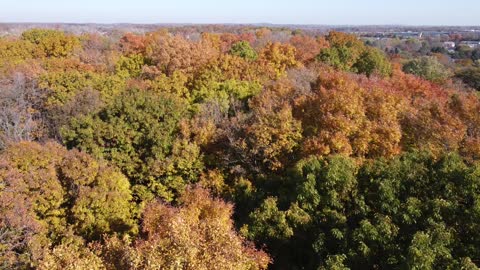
0, 0, 479, 26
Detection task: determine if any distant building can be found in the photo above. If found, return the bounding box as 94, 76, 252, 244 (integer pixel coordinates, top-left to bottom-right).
392, 31, 421, 39
459, 41, 480, 48
422, 31, 449, 38
443, 41, 456, 49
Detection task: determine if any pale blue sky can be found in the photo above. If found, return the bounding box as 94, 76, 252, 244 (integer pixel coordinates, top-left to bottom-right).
0, 0, 479, 25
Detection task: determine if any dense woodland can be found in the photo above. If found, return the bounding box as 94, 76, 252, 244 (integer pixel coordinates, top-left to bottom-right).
1, 27, 480, 269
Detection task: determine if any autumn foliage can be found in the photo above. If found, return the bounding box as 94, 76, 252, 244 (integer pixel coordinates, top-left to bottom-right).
1, 27, 480, 269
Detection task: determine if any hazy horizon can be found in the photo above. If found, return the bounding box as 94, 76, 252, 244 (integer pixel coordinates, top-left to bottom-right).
1, 0, 479, 26
1, 22, 479, 28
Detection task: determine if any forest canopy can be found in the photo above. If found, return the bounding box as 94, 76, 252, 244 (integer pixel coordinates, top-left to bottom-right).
1, 27, 480, 270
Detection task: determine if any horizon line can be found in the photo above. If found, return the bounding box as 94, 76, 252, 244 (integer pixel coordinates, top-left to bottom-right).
1, 22, 480, 28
